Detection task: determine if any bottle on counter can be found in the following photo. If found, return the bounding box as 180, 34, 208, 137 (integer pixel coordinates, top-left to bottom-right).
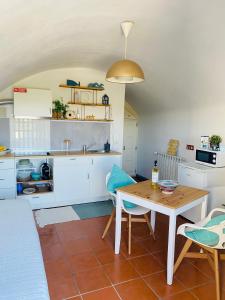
104, 140, 110, 153
151, 160, 159, 189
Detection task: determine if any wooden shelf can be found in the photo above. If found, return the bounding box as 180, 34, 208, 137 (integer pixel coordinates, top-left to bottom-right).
51, 119, 113, 123
17, 191, 54, 197
67, 102, 110, 107
17, 179, 53, 184
59, 84, 104, 91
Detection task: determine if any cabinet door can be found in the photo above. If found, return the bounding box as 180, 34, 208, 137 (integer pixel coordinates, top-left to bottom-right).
14, 88, 52, 118
178, 166, 206, 188
178, 165, 207, 222
90, 155, 122, 198
54, 157, 91, 204
0, 188, 16, 200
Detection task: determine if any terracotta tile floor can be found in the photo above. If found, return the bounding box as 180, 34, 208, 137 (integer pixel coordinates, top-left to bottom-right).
37, 213, 225, 300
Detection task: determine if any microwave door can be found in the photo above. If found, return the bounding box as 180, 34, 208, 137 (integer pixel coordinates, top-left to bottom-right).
196, 150, 215, 165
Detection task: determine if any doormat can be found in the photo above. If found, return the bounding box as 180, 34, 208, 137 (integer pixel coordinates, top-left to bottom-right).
35, 206, 80, 227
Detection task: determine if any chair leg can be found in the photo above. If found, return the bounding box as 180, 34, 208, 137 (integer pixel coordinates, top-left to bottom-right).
128, 214, 132, 255
174, 239, 192, 273
102, 208, 115, 239
213, 249, 220, 300
144, 213, 155, 240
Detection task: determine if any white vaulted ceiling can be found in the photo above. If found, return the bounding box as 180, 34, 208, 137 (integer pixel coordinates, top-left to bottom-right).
1, 0, 225, 113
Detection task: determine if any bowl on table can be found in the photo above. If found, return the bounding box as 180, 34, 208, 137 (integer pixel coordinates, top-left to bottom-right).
158, 180, 179, 194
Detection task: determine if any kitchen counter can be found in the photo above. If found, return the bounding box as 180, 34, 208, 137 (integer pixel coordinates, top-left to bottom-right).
1, 151, 121, 159
50, 150, 121, 157
0, 153, 15, 159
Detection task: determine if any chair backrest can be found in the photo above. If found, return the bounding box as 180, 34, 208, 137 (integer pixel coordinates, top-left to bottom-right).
106, 171, 136, 209
178, 208, 225, 250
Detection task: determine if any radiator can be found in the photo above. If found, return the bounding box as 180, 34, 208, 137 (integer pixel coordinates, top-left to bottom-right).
154, 152, 184, 181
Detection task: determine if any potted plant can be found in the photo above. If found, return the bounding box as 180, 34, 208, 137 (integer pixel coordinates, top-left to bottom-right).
52, 99, 68, 119
209, 135, 222, 151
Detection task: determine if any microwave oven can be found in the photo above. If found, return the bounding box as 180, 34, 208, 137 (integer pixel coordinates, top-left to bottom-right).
195, 148, 225, 167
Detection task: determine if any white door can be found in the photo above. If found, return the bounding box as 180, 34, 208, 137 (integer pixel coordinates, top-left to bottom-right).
123, 119, 138, 176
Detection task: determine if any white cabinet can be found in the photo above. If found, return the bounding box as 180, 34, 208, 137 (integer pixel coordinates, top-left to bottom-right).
178, 162, 225, 222
14, 88, 52, 118
54, 155, 122, 206
18, 193, 55, 210
0, 158, 15, 200
90, 155, 122, 199
54, 156, 91, 205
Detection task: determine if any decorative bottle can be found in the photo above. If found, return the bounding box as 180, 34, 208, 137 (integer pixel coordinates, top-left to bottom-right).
151, 160, 159, 189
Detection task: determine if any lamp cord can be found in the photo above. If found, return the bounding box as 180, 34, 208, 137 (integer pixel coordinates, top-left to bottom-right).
124, 36, 127, 59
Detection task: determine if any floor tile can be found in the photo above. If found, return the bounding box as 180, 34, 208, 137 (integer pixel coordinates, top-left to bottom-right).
144, 271, 186, 298
41, 242, 65, 263
45, 258, 72, 280
47, 273, 79, 300
94, 248, 125, 265
115, 278, 158, 300
63, 237, 92, 256
75, 266, 111, 293
121, 239, 149, 258
39, 225, 59, 246
174, 261, 210, 289
189, 258, 215, 279
129, 253, 164, 276
55, 221, 87, 241
69, 251, 100, 273
131, 223, 153, 241
190, 282, 225, 300
140, 236, 167, 253
103, 260, 139, 284
88, 236, 113, 251
163, 290, 197, 300
82, 287, 120, 300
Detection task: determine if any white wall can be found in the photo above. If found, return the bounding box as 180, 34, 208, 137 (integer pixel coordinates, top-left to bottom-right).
133, 1, 225, 178
0, 67, 125, 152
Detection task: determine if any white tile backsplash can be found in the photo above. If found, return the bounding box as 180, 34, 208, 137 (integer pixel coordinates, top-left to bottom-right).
10, 118, 50, 151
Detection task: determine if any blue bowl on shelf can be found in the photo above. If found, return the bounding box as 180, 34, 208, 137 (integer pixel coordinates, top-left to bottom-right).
31, 172, 41, 181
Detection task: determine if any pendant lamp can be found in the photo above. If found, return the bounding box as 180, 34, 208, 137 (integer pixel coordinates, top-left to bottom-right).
106, 21, 144, 84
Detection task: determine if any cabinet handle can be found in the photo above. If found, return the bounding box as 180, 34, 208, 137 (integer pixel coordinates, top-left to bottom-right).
70, 158, 76, 161
32, 196, 40, 199
0, 179, 4, 181
0, 161, 4, 164
87, 173, 90, 179
0, 198, 5, 200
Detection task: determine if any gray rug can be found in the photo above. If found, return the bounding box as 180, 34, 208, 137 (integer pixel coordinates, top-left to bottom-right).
72, 200, 113, 219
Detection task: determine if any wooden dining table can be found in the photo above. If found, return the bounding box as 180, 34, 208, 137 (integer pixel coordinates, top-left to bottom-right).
115, 180, 209, 285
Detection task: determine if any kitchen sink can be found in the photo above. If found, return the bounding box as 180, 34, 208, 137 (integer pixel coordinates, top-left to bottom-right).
86, 150, 106, 153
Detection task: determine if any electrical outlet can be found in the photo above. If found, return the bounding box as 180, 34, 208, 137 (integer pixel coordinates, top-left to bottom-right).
186, 144, 194, 150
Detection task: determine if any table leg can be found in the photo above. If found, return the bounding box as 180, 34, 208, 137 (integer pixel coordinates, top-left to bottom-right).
151, 210, 156, 233
201, 195, 208, 220
167, 212, 177, 285
115, 192, 122, 254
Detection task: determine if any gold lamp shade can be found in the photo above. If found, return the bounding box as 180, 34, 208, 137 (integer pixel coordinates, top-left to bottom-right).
106, 59, 144, 84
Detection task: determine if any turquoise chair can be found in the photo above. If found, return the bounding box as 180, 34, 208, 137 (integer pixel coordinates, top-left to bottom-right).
102, 167, 155, 255
174, 208, 225, 300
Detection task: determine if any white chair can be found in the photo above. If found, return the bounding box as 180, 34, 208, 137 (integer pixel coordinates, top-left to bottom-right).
174, 208, 225, 300
102, 172, 155, 254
